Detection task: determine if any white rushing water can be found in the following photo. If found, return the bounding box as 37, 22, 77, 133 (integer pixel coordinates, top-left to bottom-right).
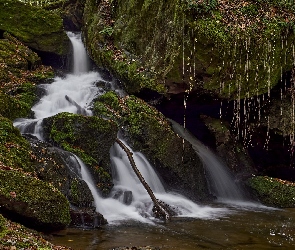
13, 31, 230, 224
169, 119, 247, 201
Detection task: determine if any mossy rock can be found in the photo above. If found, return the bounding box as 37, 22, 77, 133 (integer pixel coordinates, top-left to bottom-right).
0, 169, 71, 231
247, 176, 295, 208
42, 112, 118, 195
0, 116, 33, 172
0, 33, 54, 120
83, 0, 295, 99
0, 0, 69, 55
94, 92, 210, 200
26, 136, 94, 207
0, 213, 71, 249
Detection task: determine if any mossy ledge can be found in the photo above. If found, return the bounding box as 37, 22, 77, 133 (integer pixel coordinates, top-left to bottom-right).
83, 0, 295, 99
0, 169, 71, 231
247, 176, 295, 208
0, 0, 69, 55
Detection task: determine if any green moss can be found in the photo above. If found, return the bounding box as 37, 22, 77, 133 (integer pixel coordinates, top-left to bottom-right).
0, 116, 33, 171
84, 0, 295, 99
0, 0, 69, 54
0, 214, 70, 249
0, 169, 71, 227
248, 176, 295, 207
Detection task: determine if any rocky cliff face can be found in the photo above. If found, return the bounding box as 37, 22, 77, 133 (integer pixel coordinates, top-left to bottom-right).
83, 0, 295, 98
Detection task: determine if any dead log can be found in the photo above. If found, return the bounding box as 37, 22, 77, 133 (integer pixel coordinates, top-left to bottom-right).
115, 138, 174, 221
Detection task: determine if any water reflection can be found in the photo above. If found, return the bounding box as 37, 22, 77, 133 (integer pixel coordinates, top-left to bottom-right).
51, 205, 295, 249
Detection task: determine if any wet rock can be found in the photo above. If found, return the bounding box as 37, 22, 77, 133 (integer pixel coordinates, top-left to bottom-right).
123, 191, 133, 205
42, 112, 118, 195
25, 135, 94, 208
70, 207, 107, 228
201, 115, 256, 177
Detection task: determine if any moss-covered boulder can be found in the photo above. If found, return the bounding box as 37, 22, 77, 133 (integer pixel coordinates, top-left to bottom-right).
0, 32, 54, 120
0, 169, 71, 230
94, 92, 210, 201
83, 0, 295, 99
0, 214, 71, 249
0, 0, 69, 55
42, 112, 118, 195
26, 135, 94, 207
247, 176, 295, 207
0, 116, 33, 172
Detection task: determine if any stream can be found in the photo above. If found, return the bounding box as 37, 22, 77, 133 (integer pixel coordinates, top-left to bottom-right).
14, 32, 295, 249
51, 206, 295, 249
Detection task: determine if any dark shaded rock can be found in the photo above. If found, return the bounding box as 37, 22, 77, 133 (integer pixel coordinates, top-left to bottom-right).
201, 115, 255, 177
70, 207, 107, 228
26, 135, 94, 207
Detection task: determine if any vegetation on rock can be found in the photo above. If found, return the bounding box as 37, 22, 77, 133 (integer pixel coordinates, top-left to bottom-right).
0, 116, 33, 172
0, 214, 72, 249
0, 169, 71, 230
0, 0, 69, 55
43, 112, 118, 195
0, 32, 54, 120
83, 0, 295, 99
247, 175, 295, 207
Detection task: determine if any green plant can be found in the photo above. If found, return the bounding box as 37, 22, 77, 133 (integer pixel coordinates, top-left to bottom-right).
99, 26, 114, 37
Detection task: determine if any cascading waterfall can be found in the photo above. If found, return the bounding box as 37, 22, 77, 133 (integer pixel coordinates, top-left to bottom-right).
13, 31, 230, 224
169, 119, 247, 201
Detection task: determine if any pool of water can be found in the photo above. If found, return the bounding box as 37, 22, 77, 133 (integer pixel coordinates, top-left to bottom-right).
51, 202, 295, 249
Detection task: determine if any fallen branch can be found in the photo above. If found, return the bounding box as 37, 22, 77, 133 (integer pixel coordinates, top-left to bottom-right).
115, 138, 174, 221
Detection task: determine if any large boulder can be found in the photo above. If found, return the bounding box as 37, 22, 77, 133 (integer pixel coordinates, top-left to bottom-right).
94, 92, 210, 201
83, 0, 295, 98
42, 112, 118, 195
26, 136, 94, 207
0, 169, 71, 231
0, 0, 69, 55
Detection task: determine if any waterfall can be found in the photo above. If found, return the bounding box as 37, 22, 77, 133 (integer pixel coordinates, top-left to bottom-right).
169, 119, 246, 201
13, 31, 229, 224
95, 139, 228, 223
67, 32, 90, 74
13, 32, 107, 139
